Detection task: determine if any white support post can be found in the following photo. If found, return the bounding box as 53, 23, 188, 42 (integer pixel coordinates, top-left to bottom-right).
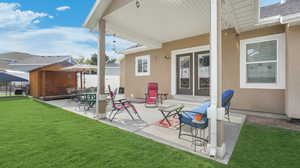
96, 19, 107, 119
208, 0, 226, 158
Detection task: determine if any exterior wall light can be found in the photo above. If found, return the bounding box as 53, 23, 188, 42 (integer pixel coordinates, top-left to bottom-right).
136, 0, 141, 8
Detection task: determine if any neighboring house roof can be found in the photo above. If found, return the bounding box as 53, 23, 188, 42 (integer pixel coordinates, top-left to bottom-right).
0, 72, 28, 82
260, 0, 300, 18
0, 52, 73, 72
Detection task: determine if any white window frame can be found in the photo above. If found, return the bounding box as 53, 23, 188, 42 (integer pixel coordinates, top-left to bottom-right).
135, 55, 150, 76
240, 33, 286, 89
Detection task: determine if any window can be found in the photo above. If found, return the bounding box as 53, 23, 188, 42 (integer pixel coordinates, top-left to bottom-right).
135, 55, 150, 76
240, 33, 285, 89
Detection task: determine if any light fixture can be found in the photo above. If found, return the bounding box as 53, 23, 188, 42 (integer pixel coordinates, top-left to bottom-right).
136, 0, 141, 8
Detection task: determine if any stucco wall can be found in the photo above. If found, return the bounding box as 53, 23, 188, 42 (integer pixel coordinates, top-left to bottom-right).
120, 59, 126, 88
285, 25, 300, 118
121, 25, 286, 114
223, 26, 285, 114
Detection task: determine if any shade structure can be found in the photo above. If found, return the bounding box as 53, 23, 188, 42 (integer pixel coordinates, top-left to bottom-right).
0, 72, 28, 82
60, 64, 97, 72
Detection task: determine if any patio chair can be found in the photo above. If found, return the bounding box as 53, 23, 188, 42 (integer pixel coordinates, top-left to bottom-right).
222, 90, 234, 120
178, 90, 234, 139
145, 82, 159, 108
108, 85, 141, 121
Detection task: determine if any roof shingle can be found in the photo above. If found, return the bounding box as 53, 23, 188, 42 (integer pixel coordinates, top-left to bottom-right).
260, 0, 300, 18
0, 52, 71, 72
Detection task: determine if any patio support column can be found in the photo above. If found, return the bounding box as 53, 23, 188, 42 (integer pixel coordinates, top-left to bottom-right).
96, 19, 107, 119
80, 72, 83, 89
42, 71, 46, 97
208, 0, 225, 158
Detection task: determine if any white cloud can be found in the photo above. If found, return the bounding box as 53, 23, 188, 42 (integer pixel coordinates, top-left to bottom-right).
0, 27, 136, 58
0, 27, 98, 58
0, 2, 49, 28
56, 6, 71, 11
0, 2, 135, 59
33, 20, 40, 24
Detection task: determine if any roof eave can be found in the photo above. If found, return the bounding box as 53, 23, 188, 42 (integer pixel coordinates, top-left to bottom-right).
257, 15, 281, 25
120, 46, 161, 55
257, 13, 300, 26
83, 0, 112, 31
281, 13, 300, 24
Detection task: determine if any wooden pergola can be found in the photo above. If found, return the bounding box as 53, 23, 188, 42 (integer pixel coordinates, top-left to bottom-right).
61, 64, 97, 89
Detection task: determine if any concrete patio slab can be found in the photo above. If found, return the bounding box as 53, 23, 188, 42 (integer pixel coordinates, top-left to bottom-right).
43, 98, 246, 164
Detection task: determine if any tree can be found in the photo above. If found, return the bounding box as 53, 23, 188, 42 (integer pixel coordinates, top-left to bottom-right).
90, 53, 98, 65
75, 56, 86, 64
107, 58, 117, 64
81, 53, 117, 65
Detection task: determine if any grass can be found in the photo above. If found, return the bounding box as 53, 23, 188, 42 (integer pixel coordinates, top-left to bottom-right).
0, 98, 300, 168
0, 94, 23, 97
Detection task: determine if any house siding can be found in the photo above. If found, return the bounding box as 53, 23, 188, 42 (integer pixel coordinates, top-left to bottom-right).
121, 25, 287, 114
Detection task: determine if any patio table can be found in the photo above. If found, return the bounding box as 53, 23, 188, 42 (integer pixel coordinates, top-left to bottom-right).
158, 104, 184, 126
78, 93, 97, 111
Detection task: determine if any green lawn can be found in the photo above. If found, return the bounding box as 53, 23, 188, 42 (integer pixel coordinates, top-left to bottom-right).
0, 98, 300, 168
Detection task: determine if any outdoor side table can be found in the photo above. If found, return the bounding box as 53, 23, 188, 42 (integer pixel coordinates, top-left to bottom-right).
191, 119, 209, 152
158, 104, 184, 126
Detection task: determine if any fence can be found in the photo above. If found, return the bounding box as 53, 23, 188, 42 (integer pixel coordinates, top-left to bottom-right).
0, 81, 28, 97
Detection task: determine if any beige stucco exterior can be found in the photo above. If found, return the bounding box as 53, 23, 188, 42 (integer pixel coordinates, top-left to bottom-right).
120, 25, 300, 116
285, 25, 300, 118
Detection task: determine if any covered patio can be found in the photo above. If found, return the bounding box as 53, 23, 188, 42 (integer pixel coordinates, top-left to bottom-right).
82, 0, 263, 162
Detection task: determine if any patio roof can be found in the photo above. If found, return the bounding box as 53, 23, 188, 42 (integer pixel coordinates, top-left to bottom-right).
61, 64, 97, 72
84, 0, 261, 50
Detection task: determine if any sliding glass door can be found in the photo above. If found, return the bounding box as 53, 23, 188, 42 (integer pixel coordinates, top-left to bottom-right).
176, 51, 210, 96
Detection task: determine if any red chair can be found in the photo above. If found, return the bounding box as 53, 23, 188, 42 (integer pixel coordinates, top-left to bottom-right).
108, 85, 141, 121
145, 82, 159, 107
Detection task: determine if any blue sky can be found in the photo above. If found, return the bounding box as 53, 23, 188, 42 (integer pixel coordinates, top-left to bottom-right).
260, 0, 281, 7
0, 0, 135, 58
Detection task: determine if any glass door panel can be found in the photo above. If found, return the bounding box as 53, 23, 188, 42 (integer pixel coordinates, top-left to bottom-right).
195, 51, 210, 96
176, 53, 193, 95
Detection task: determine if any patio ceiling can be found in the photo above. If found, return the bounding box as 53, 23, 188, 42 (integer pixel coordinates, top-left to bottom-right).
85, 0, 260, 49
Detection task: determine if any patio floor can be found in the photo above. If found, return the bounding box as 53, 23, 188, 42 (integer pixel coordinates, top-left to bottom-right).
44, 97, 246, 164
